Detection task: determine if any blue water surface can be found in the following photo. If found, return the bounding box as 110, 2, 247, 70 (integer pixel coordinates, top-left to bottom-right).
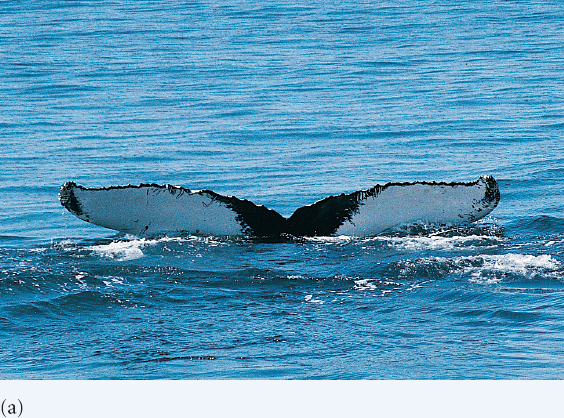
1, 0, 564, 379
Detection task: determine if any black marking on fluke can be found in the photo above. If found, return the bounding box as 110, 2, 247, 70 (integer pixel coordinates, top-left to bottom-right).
207, 191, 288, 237
286, 192, 360, 236
59, 176, 501, 237
59, 181, 84, 216
483, 175, 501, 205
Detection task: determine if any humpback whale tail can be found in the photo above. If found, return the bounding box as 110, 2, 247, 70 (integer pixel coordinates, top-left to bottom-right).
59, 175, 500, 238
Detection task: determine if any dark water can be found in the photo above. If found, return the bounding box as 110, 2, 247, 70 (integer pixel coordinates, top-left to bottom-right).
1, 0, 564, 379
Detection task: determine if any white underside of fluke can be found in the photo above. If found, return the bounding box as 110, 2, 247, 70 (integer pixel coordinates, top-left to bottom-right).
65, 185, 244, 236
60, 176, 500, 237
336, 179, 495, 236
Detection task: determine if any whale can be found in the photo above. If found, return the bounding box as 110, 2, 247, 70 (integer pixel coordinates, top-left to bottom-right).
59, 175, 500, 238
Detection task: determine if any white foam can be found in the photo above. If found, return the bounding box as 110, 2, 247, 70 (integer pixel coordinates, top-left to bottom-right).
387, 235, 502, 251
353, 279, 377, 290
396, 253, 562, 284
301, 234, 501, 252
464, 254, 561, 283
301, 235, 354, 244
90, 239, 149, 261
358, 234, 503, 253
89, 235, 232, 261
304, 294, 324, 304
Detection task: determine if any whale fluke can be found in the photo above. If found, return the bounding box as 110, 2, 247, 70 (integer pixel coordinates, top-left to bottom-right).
59, 176, 500, 237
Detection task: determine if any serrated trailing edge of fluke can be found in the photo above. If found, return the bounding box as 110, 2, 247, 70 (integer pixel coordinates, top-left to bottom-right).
357, 174, 500, 202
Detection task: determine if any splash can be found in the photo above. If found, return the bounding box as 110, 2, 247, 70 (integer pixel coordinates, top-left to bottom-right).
383, 234, 503, 252
88, 235, 231, 261
90, 239, 147, 261
466, 253, 562, 283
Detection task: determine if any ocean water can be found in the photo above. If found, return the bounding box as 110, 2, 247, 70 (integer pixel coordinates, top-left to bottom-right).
1, 0, 564, 379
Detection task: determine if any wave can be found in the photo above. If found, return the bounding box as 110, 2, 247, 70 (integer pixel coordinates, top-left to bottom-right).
3, 228, 563, 306
293, 253, 563, 304
42, 217, 505, 259
391, 253, 562, 285
4, 290, 140, 322
87, 235, 234, 261
509, 215, 564, 235
464, 253, 562, 284
374, 234, 503, 252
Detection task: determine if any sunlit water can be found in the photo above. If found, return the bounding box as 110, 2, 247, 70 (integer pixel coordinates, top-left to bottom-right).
1, 0, 564, 379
